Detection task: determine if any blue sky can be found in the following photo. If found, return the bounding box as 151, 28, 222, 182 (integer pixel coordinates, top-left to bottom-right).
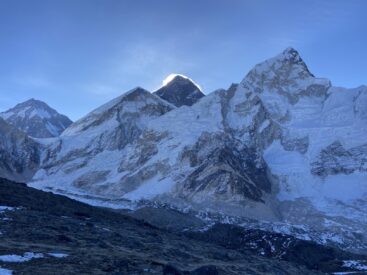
0, 0, 366, 120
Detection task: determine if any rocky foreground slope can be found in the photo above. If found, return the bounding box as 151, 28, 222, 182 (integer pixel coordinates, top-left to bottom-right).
2, 178, 367, 274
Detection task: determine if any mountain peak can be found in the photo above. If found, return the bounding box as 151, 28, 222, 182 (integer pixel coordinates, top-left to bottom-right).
25, 97, 41, 103
169, 74, 187, 82
248, 47, 312, 77
63, 86, 174, 136
277, 47, 312, 74
15, 98, 50, 109
282, 47, 300, 57
161, 74, 201, 90
123, 86, 151, 99
241, 47, 331, 95
0, 99, 72, 138
154, 74, 205, 107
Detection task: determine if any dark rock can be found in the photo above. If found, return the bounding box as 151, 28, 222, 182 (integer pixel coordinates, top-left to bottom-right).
163, 264, 183, 275
191, 265, 219, 275
154, 75, 205, 107
0, 177, 326, 274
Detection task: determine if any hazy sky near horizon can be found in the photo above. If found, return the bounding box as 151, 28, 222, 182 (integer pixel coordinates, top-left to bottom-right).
0, 0, 366, 120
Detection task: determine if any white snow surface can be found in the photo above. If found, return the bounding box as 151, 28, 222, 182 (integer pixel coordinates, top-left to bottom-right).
0, 267, 12, 275
122, 175, 175, 200
0, 207, 15, 213
0, 252, 44, 263
0, 252, 68, 267
47, 253, 68, 258
29, 108, 52, 119
343, 260, 367, 271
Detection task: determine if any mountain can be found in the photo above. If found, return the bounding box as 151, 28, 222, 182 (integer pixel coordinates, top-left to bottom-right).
29, 48, 367, 254
29, 87, 174, 199
0, 98, 72, 138
153, 74, 205, 107
0, 118, 40, 182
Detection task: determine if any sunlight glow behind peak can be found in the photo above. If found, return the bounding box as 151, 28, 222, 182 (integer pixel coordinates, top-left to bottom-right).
161, 73, 202, 91
162, 74, 185, 86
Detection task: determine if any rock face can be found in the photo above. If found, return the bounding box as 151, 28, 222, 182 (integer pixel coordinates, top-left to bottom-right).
153, 74, 205, 107
0, 98, 72, 138
29, 48, 367, 254
311, 141, 367, 177
0, 118, 40, 181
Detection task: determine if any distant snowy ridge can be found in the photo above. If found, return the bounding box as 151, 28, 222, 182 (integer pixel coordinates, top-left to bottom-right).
0, 98, 72, 138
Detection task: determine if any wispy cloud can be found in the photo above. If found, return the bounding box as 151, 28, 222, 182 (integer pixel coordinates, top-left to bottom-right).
113, 41, 198, 88
80, 39, 199, 100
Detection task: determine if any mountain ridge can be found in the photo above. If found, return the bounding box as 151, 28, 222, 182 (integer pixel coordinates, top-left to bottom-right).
0, 98, 72, 138
0, 47, 365, 254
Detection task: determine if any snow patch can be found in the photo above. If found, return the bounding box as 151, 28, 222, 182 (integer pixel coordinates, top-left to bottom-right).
0, 267, 12, 275
29, 108, 52, 119
0, 252, 44, 263
123, 175, 175, 201
258, 119, 270, 133
47, 253, 68, 258
343, 260, 367, 271
0, 207, 16, 213
0, 112, 14, 120
0, 252, 68, 264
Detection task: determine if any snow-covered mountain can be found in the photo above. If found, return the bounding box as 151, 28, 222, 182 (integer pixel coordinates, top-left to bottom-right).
0, 118, 40, 181
153, 74, 205, 107
31, 87, 174, 197
28, 48, 367, 253
0, 98, 72, 138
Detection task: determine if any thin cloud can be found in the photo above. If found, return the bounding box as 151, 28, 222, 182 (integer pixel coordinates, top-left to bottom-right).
111, 41, 198, 89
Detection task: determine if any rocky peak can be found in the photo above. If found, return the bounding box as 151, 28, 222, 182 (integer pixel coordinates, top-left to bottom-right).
154, 74, 205, 107
19, 98, 49, 107
279, 47, 313, 74
3, 98, 57, 117
0, 98, 72, 138
241, 47, 331, 102
62, 87, 174, 136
